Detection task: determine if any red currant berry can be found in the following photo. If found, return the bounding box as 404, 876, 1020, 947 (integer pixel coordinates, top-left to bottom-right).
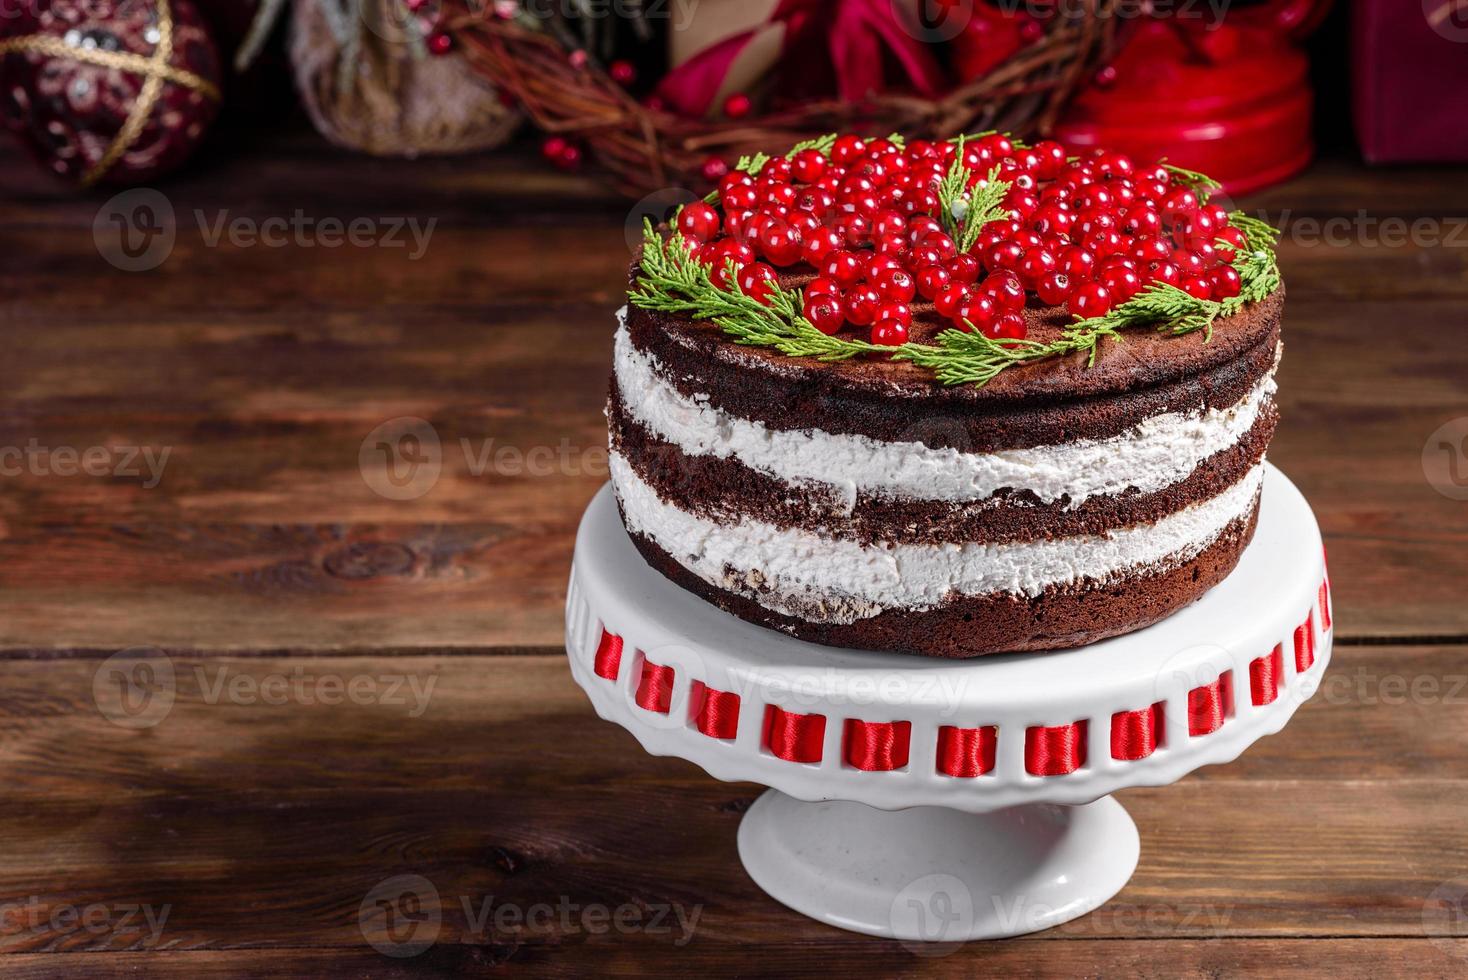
874, 268, 917, 303
871, 318, 908, 346
1031, 140, 1068, 179
609, 59, 636, 85
1067, 281, 1113, 318
907, 215, 944, 243
876, 301, 912, 326
1160, 187, 1200, 221
806, 294, 845, 334
1149, 261, 1182, 287
1031, 203, 1074, 237
845, 285, 882, 326
823, 250, 865, 288
1036, 271, 1071, 306
806, 277, 842, 299
867, 253, 903, 279
1211, 266, 1242, 299
1180, 273, 1213, 299
945, 254, 980, 285
1099, 265, 1141, 302
791, 149, 828, 184
738, 262, 778, 304
876, 232, 908, 256
983, 239, 1025, 273
916, 265, 951, 300
934, 283, 970, 319
875, 210, 907, 239
1018, 247, 1057, 288
722, 92, 752, 118
981, 271, 1027, 312
676, 202, 720, 242
1121, 206, 1162, 237
956, 293, 1000, 333
839, 213, 872, 247
801, 227, 843, 265
990, 311, 1027, 340
1058, 246, 1095, 280
759, 219, 803, 266
721, 183, 757, 212
831, 135, 868, 165
701, 156, 729, 182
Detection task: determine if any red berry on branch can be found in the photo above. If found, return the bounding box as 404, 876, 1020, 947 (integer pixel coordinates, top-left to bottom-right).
609, 60, 636, 85
702, 156, 729, 182
540, 136, 567, 161
1018, 247, 1057, 287
554, 143, 583, 170
723, 92, 752, 118
569, 49, 588, 69
1180, 273, 1214, 299
806, 277, 842, 299
1150, 261, 1183, 286
1058, 245, 1095, 279
427, 32, 453, 55
1099, 265, 1142, 302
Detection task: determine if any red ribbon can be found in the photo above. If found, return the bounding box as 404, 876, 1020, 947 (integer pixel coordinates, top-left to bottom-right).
695, 685, 741, 740
1188, 676, 1228, 736
1111, 703, 1162, 761
635, 660, 675, 714
1250, 644, 1284, 706
844, 719, 911, 771
653, 0, 945, 117
765, 706, 826, 763
937, 725, 997, 777
593, 629, 623, 681
1026, 722, 1087, 776
1294, 611, 1316, 672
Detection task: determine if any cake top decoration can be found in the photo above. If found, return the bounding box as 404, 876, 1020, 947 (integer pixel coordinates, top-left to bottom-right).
630, 132, 1282, 387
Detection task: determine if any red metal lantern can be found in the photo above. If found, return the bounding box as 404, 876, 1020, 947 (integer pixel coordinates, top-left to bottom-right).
1054, 0, 1333, 194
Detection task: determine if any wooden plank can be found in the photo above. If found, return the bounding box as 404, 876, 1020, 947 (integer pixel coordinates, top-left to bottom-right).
0, 646, 1462, 958
0, 940, 1465, 978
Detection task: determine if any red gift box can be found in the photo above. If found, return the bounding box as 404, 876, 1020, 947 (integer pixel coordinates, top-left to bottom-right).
1353, 0, 1468, 162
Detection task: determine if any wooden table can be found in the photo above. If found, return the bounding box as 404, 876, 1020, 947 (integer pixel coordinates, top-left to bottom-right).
2, 133, 1467, 976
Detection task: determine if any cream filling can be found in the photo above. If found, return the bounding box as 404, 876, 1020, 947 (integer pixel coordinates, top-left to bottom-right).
613, 310, 1275, 514
612, 452, 1264, 624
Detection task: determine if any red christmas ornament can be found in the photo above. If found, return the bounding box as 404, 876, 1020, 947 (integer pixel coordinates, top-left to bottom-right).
0, 0, 222, 187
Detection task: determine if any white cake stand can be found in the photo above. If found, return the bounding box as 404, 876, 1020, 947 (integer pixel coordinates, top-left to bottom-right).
564, 464, 1332, 942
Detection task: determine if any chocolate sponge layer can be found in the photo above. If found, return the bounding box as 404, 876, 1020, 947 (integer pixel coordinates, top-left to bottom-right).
609, 383, 1277, 546
620, 500, 1261, 659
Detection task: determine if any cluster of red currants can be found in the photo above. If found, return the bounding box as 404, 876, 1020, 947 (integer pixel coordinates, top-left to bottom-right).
672, 134, 1248, 347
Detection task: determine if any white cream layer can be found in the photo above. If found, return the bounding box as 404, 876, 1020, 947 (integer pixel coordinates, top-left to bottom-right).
613, 311, 1275, 513
612, 452, 1264, 624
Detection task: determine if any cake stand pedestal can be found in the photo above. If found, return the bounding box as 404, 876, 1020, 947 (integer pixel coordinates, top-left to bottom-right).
564, 464, 1332, 942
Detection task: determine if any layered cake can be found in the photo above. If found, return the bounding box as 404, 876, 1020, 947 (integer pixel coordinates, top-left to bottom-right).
609, 133, 1284, 657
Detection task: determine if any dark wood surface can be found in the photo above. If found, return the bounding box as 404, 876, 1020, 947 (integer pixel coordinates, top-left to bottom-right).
2, 131, 1467, 975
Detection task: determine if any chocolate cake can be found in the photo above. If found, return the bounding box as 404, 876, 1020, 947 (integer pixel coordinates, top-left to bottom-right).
606, 133, 1284, 657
